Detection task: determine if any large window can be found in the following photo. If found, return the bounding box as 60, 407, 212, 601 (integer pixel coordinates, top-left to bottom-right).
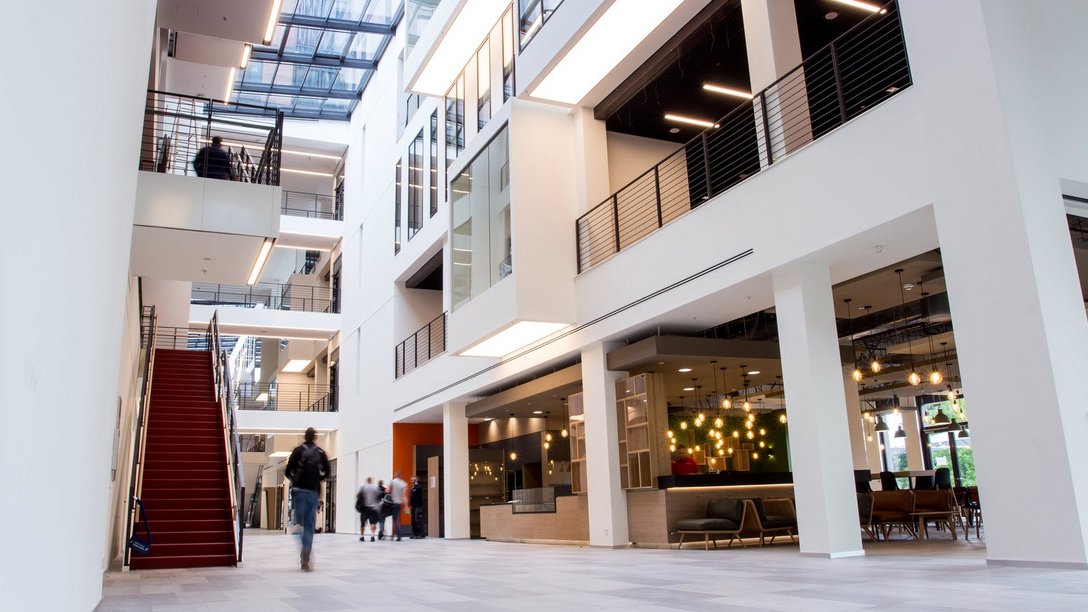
429, 110, 438, 217
451, 125, 511, 310
477, 41, 491, 130
502, 6, 516, 102
445, 74, 465, 169
518, 0, 564, 49
407, 130, 424, 239
394, 159, 402, 254
406, 0, 441, 56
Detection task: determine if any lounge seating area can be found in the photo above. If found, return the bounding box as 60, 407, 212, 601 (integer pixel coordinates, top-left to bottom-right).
675, 497, 797, 550
858, 489, 971, 541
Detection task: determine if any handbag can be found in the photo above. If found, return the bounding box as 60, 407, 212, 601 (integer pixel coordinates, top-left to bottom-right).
129, 498, 152, 555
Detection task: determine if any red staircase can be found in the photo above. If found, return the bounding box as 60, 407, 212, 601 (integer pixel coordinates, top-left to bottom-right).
130, 349, 237, 570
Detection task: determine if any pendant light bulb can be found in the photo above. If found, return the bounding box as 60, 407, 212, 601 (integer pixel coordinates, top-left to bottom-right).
929, 370, 943, 385
779, 414, 787, 424
743, 401, 751, 411
714, 417, 723, 428
722, 397, 731, 409
852, 368, 863, 382
908, 371, 922, 386
679, 421, 688, 430
870, 359, 881, 373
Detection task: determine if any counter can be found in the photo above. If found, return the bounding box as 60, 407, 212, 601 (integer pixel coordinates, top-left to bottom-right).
480, 495, 589, 544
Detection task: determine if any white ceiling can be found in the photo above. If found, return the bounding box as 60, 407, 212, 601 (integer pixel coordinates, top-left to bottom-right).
173, 32, 247, 68
131, 225, 265, 284
164, 57, 234, 101
157, 0, 274, 44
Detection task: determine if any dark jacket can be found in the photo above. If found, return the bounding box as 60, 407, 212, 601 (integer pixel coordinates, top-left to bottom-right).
192, 145, 233, 180
285, 441, 330, 491
409, 482, 424, 508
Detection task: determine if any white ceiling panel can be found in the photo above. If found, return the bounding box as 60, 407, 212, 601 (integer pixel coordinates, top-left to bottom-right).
173, 32, 247, 68
157, 0, 275, 44
131, 226, 265, 284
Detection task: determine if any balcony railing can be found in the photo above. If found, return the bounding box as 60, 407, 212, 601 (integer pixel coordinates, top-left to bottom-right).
576, 1, 910, 273
139, 90, 283, 185
235, 381, 333, 412
282, 190, 342, 220
192, 282, 336, 314
395, 312, 447, 379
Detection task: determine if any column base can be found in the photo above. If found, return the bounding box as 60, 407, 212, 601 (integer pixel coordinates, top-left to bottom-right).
987, 559, 1088, 570
589, 543, 631, 549
800, 550, 866, 559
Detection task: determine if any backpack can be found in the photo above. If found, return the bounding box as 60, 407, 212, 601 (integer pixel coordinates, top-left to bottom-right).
355, 490, 367, 513
289, 444, 326, 489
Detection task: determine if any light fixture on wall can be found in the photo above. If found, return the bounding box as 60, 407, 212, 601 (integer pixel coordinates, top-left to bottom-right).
896, 269, 922, 385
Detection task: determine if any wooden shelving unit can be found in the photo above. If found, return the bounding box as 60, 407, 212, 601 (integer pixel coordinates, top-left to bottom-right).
616, 373, 669, 490
568, 393, 587, 494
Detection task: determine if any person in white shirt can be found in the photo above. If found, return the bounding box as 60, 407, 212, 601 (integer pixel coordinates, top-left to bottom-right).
388, 472, 408, 542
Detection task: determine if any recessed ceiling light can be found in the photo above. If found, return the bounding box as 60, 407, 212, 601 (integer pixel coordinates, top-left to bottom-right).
886, 86, 900, 93
484, 417, 493, 421
748, 370, 761, 375
665, 113, 719, 129
533, 410, 544, 415
678, 368, 692, 373
825, 11, 839, 20
669, 127, 680, 134
683, 387, 695, 391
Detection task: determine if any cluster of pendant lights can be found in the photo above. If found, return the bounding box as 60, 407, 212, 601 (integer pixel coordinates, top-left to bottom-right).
849, 269, 968, 439
664, 363, 785, 461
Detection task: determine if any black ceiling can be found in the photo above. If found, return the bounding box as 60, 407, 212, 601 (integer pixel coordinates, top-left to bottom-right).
599, 0, 873, 143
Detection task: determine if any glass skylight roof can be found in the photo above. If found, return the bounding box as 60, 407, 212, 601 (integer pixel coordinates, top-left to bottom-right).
233, 0, 402, 120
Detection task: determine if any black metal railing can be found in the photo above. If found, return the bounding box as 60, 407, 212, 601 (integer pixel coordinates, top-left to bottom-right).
123, 305, 157, 568
235, 381, 334, 412
282, 190, 342, 220
519, 0, 564, 49
394, 312, 447, 378
192, 281, 336, 314
139, 90, 283, 186
209, 312, 246, 564
153, 326, 210, 350
575, 1, 910, 273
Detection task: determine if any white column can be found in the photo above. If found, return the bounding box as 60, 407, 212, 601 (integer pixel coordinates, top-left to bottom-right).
442, 401, 470, 539
842, 368, 869, 471
773, 263, 864, 558
580, 341, 629, 547
898, 397, 925, 472
742, 0, 812, 166
863, 416, 883, 475
937, 181, 1088, 568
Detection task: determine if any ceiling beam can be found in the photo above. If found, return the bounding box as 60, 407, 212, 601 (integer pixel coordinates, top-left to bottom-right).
278, 14, 395, 35
234, 82, 359, 99
250, 50, 375, 70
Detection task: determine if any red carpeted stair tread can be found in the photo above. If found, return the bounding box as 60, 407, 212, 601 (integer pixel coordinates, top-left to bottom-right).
132, 349, 236, 570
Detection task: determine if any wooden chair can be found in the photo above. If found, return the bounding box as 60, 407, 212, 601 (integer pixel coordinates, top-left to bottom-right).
871, 490, 917, 539
912, 489, 964, 540
747, 498, 797, 546
858, 492, 878, 541
675, 498, 748, 550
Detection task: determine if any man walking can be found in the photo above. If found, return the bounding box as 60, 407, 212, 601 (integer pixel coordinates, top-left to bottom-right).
409, 476, 426, 539
285, 428, 329, 571
356, 477, 381, 542
191, 136, 233, 180
388, 471, 408, 542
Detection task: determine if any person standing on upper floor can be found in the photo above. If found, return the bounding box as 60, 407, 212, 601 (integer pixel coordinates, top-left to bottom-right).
285, 428, 330, 571
387, 472, 408, 542
192, 135, 233, 180
409, 476, 426, 539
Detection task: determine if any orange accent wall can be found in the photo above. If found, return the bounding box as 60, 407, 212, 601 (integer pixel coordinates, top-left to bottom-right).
390, 423, 480, 524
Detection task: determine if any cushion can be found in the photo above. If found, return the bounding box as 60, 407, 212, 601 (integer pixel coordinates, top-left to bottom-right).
676, 518, 740, 532
762, 515, 795, 529
706, 498, 744, 522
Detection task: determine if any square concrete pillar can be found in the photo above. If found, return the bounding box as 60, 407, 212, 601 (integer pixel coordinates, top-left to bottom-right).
442, 401, 470, 539
580, 341, 630, 547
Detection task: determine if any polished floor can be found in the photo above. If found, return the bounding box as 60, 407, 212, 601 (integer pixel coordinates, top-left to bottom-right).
98, 531, 1087, 611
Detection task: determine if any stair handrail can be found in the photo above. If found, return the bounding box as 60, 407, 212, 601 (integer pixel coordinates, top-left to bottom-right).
123, 305, 158, 568
210, 311, 246, 563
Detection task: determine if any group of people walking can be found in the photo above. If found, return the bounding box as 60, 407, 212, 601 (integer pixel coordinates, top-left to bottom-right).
284, 428, 427, 572
355, 473, 426, 542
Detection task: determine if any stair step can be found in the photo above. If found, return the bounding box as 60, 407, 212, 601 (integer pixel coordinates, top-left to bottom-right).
141, 459, 225, 470
145, 452, 223, 463
135, 530, 235, 545
137, 518, 234, 532
143, 504, 231, 517
129, 554, 236, 570
141, 488, 230, 499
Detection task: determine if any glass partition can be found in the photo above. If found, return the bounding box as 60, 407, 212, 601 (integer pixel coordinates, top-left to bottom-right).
451, 125, 511, 310
406, 0, 442, 56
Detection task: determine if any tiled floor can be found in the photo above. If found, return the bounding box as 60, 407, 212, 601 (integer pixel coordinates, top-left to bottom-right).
98, 531, 1088, 611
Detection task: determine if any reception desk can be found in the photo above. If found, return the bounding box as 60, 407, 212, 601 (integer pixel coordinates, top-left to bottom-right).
627, 472, 795, 548
480, 494, 589, 545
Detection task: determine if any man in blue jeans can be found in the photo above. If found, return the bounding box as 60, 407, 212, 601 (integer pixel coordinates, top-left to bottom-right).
286, 428, 330, 571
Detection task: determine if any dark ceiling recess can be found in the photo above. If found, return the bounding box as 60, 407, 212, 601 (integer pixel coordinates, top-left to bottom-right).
596, 0, 875, 144
405, 250, 443, 291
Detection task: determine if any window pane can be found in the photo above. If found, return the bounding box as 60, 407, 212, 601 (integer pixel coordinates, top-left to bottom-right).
304, 66, 339, 90
284, 26, 323, 56
274, 64, 309, 87
332, 67, 367, 91
345, 32, 385, 61
317, 30, 352, 56
330, 0, 363, 21
477, 41, 491, 130
242, 60, 278, 85
294, 0, 333, 19
362, 0, 399, 24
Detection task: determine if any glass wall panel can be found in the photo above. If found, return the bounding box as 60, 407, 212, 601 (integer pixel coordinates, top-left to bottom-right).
406, 0, 442, 56
518, 0, 565, 48
502, 7, 516, 102
429, 110, 438, 217
451, 125, 510, 310
477, 41, 491, 130
445, 73, 465, 169
407, 130, 424, 239
394, 159, 402, 254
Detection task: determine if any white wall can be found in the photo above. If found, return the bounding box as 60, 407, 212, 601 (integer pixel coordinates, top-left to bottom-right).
142, 278, 193, 328
0, 1, 155, 608
605, 132, 682, 195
